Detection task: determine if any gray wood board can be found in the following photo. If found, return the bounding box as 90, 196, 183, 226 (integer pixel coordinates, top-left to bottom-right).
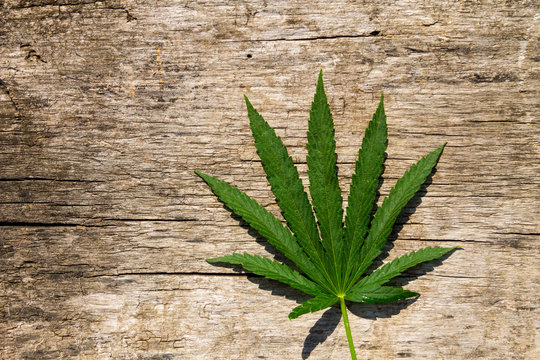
1, 1, 539, 359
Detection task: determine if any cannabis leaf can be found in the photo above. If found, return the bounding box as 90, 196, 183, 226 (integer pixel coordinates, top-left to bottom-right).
196, 71, 457, 359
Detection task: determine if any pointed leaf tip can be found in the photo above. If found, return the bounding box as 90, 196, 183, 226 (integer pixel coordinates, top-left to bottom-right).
244, 95, 259, 117
316, 70, 325, 91
377, 94, 385, 113
194, 170, 207, 180
434, 142, 447, 161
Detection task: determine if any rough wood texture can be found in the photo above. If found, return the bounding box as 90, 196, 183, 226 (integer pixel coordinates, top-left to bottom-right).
1, 1, 539, 359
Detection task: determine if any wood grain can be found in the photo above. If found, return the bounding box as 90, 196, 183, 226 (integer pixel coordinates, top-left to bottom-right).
1, 1, 539, 359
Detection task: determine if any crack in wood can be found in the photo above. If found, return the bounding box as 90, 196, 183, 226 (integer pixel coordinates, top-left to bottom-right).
85, 271, 261, 278
0, 221, 94, 227
0, 218, 198, 227
422, 20, 439, 27
228, 31, 381, 43
11, 1, 99, 10
0, 177, 105, 183
493, 231, 540, 236
100, 218, 198, 222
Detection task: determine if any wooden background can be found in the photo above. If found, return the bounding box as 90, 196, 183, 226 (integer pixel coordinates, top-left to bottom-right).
1, 1, 539, 359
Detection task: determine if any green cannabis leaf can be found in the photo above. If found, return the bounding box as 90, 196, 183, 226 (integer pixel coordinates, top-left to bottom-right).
196, 71, 457, 359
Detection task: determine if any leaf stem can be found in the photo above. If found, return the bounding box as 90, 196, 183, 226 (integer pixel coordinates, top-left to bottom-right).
339, 296, 357, 360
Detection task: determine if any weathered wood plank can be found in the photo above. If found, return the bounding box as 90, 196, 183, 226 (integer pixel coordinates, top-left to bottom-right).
1, 0, 539, 359
1, 271, 537, 359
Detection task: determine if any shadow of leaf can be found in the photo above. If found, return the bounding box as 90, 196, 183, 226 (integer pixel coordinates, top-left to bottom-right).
348, 296, 419, 320
301, 306, 341, 359
246, 276, 310, 303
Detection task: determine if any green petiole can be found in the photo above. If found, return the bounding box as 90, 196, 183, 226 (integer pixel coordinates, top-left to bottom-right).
340, 296, 357, 360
